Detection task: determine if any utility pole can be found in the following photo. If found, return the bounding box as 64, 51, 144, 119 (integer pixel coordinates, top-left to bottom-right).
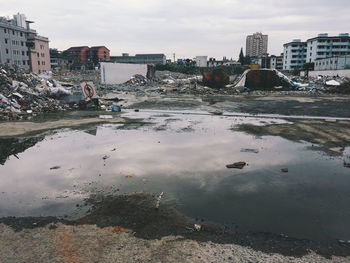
173, 53, 175, 63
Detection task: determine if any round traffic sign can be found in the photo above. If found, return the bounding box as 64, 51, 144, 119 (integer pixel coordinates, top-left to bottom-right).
83, 83, 94, 98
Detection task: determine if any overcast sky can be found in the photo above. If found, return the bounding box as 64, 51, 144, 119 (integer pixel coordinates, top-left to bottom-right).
1, 0, 349, 60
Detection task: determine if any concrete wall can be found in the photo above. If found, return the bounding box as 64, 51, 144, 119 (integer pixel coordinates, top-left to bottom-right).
100, 62, 148, 85
314, 56, 350, 71
309, 69, 350, 78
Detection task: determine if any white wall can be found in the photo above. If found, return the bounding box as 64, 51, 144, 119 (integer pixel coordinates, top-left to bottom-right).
195, 56, 207, 67
100, 62, 148, 85
309, 69, 350, 78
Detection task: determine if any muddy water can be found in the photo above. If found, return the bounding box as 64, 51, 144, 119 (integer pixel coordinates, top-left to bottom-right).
0, 110, 350, 242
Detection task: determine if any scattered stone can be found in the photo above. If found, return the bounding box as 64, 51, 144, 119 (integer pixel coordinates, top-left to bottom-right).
50, 166, 61, 170
226, 162, 246, 169
194, 224, 201, 231
281, 168, 289, 173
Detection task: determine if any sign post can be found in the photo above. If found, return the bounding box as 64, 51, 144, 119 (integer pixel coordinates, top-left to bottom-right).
80, 82, 98, 99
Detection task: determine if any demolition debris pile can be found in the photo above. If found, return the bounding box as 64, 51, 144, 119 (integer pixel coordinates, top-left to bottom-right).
2, 64, 350, 121
0, 65, 72, 120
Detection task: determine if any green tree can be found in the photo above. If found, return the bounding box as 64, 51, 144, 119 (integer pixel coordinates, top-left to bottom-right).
303, 62, 314, 71
238, 48, 245, 65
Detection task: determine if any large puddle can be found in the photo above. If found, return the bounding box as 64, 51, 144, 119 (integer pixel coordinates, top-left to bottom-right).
1, 110, 350, 242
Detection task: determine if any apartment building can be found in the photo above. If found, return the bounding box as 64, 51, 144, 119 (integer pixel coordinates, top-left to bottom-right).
270, 54, 283, 70
259, 53, 284, 70
306, 33, 350, 62
65, 46, 110, 69
283, 40, 307, 70
0, 15, 30, 69
283, 33, 350, 70
27, 32, 50, 74
0, 13, 50, 73
246, 32, 268, 57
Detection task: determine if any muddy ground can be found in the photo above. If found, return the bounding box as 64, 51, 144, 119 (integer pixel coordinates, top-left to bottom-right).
1, 92, 350, 262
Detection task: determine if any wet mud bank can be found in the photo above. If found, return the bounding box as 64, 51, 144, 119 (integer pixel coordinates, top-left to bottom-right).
1, 193, 350, 259
233, 119, 350, 155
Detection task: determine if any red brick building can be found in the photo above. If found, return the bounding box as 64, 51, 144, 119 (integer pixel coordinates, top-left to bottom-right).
89, 46, 110, 61
64, 46, 110, 69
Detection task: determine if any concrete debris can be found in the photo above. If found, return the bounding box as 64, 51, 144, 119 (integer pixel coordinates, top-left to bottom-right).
234, 69, 294, 91
226, 161, 247, 169
202, 68, 230, 89
2, 61, 350, 121
194, 223, 201, 231
0, 64, 73, 120
326, 80, 341, 86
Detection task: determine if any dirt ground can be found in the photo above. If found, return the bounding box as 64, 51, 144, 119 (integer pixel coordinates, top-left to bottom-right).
1, 194, 350, 263
1, 92, 350, 262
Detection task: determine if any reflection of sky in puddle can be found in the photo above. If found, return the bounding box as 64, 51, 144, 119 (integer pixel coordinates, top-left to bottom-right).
1, 112, 350, 241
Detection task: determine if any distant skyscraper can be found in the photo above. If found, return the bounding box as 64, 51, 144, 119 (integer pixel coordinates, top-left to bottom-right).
246, 32, 268, 57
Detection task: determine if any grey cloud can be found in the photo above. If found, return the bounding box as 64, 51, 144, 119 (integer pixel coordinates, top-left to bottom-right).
0, 0, 349, 59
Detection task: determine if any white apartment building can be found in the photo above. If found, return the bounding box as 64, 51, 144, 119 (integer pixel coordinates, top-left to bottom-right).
306, 33, 350, 63
283, 40, 307, 70
283, 33, 350, 70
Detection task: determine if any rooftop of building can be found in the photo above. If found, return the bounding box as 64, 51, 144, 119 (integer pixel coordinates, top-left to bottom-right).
0, 17, 29, 32
66, 46, 90, 50
90, 46, 110, 51
307, 34, 350, 41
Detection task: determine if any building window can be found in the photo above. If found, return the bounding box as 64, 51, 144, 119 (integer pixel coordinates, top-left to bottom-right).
21, 41, 24, 46
6, 49, 8, 54
12, 30, 15, 35
23, 60, 26, 65
38, 61, 40, 65
5, 39, 8, 44
20, 32, 23, 37
37, 53, 39, 57
22, 51, 25, 56
4, 29, 6, 33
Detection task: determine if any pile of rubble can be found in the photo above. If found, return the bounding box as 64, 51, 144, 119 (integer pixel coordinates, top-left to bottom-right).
289, 74, 350, 94
0, 64, 72, 120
